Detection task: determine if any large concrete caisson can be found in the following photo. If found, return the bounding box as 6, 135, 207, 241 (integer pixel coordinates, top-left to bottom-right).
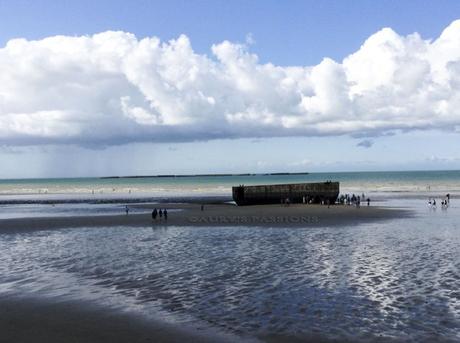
232, 182, 340, 206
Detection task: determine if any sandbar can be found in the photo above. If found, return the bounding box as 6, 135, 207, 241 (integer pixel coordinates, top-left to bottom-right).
0, 203, 411, 233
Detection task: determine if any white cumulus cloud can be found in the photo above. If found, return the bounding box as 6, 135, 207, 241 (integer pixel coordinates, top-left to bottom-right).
1, 21, 460, 146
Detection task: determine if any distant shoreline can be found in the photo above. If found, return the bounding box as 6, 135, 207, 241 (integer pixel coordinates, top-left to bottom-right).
100, 172, 309, 179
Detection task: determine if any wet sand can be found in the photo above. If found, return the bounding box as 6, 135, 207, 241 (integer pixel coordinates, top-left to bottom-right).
0, 203, 411, 232
0, 204, 418, 343
0, 296, 354, 343
0, 296, 241, 343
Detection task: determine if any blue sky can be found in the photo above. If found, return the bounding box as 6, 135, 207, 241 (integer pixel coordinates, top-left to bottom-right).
2, 0, 460, 65
1, 1, 460, 177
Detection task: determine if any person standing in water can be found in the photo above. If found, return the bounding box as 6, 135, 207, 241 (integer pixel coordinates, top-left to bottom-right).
164, 209, 168, 221
159, 209, 163, 219
125, 205, 129, 215
152, 208, 158, 221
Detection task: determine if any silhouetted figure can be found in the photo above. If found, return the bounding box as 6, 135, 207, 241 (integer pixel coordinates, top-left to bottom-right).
159, 209, 163, 219
367, 198, 370, 206
446, 193, 450, 203
125, 205, 129, 215
201, 204, 204, 211
152, 208, 158, 220
442, 201, 448, 211
164, 209, 168, 220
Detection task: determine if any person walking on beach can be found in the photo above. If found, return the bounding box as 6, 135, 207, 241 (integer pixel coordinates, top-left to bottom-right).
164, 209, 168, 221
367, 198, 370, 206
152, 208, 158, 221
125, 205, 129, 215
159, 209, 163, 219
442, 200, 448, 210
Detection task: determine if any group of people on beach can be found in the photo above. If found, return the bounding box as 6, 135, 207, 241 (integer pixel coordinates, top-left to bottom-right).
152, 208, 167, 221
338, 193, 370, 207
124, 205, 169, 220
428, 194, 450, 209
282, 192, 370, 208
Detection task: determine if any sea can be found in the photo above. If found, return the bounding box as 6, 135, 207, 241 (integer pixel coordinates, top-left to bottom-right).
0, 170, 459, 342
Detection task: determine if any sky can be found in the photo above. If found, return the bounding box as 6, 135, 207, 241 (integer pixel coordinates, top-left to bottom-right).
1, 0, 460, 178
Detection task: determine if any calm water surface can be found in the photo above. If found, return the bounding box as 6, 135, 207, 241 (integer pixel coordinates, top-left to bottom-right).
0, 199, 459, 342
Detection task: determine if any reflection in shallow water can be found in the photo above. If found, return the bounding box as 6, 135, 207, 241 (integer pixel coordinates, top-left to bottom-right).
0, 203, 152, 219
0, 201, 459, 342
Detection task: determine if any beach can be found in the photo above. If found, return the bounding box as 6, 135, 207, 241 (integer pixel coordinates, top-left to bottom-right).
3, 2, 460, 340
0, 172, 459, 342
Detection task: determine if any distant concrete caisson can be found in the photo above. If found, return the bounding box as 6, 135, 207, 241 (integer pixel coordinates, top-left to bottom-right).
232, 182, 340, 206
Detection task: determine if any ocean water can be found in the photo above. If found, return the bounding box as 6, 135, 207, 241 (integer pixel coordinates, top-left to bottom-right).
0, 172, 459, 341
1, 170, 460, 200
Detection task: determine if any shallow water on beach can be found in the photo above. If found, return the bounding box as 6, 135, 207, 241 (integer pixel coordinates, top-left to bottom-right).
0, 203, 153, 219
0, 200, 459, 342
